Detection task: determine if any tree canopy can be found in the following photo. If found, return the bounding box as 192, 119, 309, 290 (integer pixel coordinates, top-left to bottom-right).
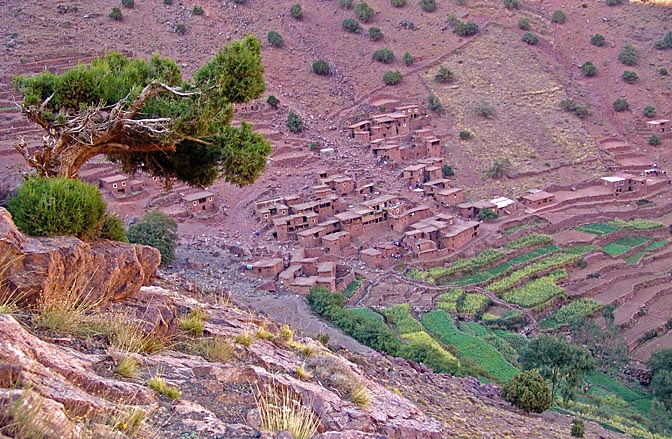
13, 35, 271, 188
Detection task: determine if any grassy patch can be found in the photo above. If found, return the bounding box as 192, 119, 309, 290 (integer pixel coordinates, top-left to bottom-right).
487, 251, 577, 294
624, 252, 645, 264
602, 236, 650, 256
576, 223, 618, 235
255, 382, 320, 439
647, 239, 668, 251
147, 375, 181, 399
505, 233, 553, 249
342, 279, 362, 299
501, 269, 566, 307
504, 220, 543, 235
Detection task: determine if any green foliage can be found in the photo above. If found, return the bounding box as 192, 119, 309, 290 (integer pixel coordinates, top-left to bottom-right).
609, 218, 663, 231
100, 213, 128, 242
521, 32, 539, 46
501, 370, 552, 413
6, 177, 106, 240
501, 270, 566, 308
488, 252, 578, 294
383, 70, 402, 85
109, 7, 123, 20
560, 99, 588, 118
286, 111, 304, 133
342, 278, 362, 299
122, 0, 134, 7
391, 0, 406, 6
474, 101, 497, 119
368, 27, 384, 41
372, 48, 394, 63
581, 61, 596, 77
554, 299, 601, 324
435, 65, 455, 83
127, 211, 178, 265
649, 135, 662, 146
192, 6, 204, 15
312, 59, 331, 75
551, 10, 566, 24
455, 21, 479, 36
456, 293, 490, 315
505, 233, 553, 250
618, 43, 637, 66
174, 23, 186, 35
503, 0, 520, 9
306, 286, 344, 318
342, 18, 362, 33
590, 34, 605, 46
651, 371, 672, 412
520, 335, 594, 400
648, 349, 672, 378
477, 208, 499, 221
420, 0, 437, 12
442, 164, 454, 177
660, 67, 669, 76
427, 93, 444, 113
575, 223, 618, 236
267, 95, 279, 108
621, 70, 638, 83
403, 52, 414, 66
517, 17, 530, 30
571, 418, 585, 437
459, 130, 471, 140
486, 158, 510, 179
643, 105, 657, 118
339, 0, 353, 8
654, 31, 672, 49
290, 4, 302, 19
355, 1, 374, 22
606, 0, 624, 4
163, 0, 173, 4
267, 31, 284, 47
612, 98, 629, 112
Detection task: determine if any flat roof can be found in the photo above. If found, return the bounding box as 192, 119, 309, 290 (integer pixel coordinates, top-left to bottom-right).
182, 191, 214, 201
437, 187, 462, 195
490, 196, 516, 209
403, 164, 426, 172
252, 258, 283, 268
322, 231, 351, 241
646, 119, 670, 125
347, 120, 371, 129
443, 221, 480, 237
423, 178, 451, 186
601, 176, 626, 183
100, 175, 128, 183
522, 190, 555, 201
290, 201, 319, 211
296, 226, 325, 237
360, 248, 382, 257
335, 211, 361, 221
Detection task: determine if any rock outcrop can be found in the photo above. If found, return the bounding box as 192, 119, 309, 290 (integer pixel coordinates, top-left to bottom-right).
0, 207, 159, 308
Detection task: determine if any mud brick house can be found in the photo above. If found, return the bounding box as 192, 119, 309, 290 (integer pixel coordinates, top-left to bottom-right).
99, 174, 143, 197
249, 258, 284, 277
183, 191, 216, 213
390, 205, 432, 232
489, 196, 516, 214
320, 174, 355, 196
361, 194, 399, 212
441, 221, 481, 251
355, 183, 376, 199
297, 226, 326, 247
435, 187, 464, 205
402, 164, 427, 186
521, 190, 556, 208
601, 173, 649, 196
394, 104, 422, 128
312, 184, 333, 199
256, 198, 290, 223
372, 141, 402, 163
457, 200, 496, 219
334, 211, 364, 237
360, 248, 384, 268
346, 120, 372, 142
273, 212, 319, 240
410, 239, 438, 260
234, 102, 261, 114
647, 119, 670, 139
289, 197, 342, 221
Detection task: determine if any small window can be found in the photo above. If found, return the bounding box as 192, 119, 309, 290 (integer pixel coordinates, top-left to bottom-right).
193, 201, 197, 206
121, 181, 126, 186
264, 214, 269, 218
208, 197, 213, 202
112, 183, 118, 188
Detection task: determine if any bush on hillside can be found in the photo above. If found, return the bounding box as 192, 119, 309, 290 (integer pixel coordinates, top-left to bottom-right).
121, 0, 134, 8
442, 165, 454, 177
339, 0, 353, 8
100, 213, 128, 242
355, 1, 374, 22
571, 419, 585, 437
474, 101, 497, 119
342, 18, 361, 32
590, 34, 605, 46
420, 0, 437, 12
267, 31, 284, 47
618, 43, 637, 66
127, 211, 178, 266
661, 68, 669, 76
312, 59, 331, 75
581, 61, 596, 77
391, 0, 406, 6
290, 3, 303, 19
501, 370, 552, 413
267, 95, 280, 108
649, 135, 661, 146
606, 0, 624, 4
372, 48, 394, 63
286, 111, 304, 133
518, 17, 530, 30
435, 65, 454, 83
503, 0, 520, 10
455, 21, 479, 36
522, 32, 539, 45
427, 93, 443, 113
6, 177, 107, 240
109, 7, 123, 20
560, 99, 588, 118
403, 52, 414, 66
656, 32, 672, 49
644, 106, 657, 118
551, 10, 566, 24
369, 27, 384, 41
383, 70, 402, 85
612, 98, 629, 112
622, 70, 638, 83
191, 6, 204, 15
478, 208, 499, 221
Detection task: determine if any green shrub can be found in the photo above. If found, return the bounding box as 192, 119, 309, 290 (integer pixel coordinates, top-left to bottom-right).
455, 21, 479, 36
267, 95, 279, 108
121, 0, 134, 8
551, 10, 566, 24
517, 17, 530, 30
644, 105, 657, 118
383, 70, 402, 85
233, 0, 246, 3
100, 213, 128, 242
420, 0, 437, 12
590, 34, 605, 46
372, 48, 394, 63
435, 65, 454, 83
403, 52, 414, 66
312, 59, 331, 75
339, 0, 353, 8
554, 298, 601, 324
109, 7, 123, 20
427, 93, 443, 113
192, 6, 204, 15
581, 61, 596, 77
391, 0, 406, 6
501, 370, 552, 413
355, 1, 374, 22
478, 208, 498, 221
606, 0, 624, 4
505, 233, 553, 250
342, 18, 361, 32
369, 27, 384, 41
650, 135, 662, 146
267, 31, 284, 47
286, 111, 304, 133
503, 0, 520, 10
459, 130, 471, 140
163, 0, 173, 4
560, 99, 588, 118
6, 177, 107, 240
290, 3, 302, 19
612, 98, 629, 112
442, 165, 454, 177
474, 101, 497, 118
127, 211, 178, 265
174, 23, 186, 35
660, 67, 669, 76
621, 70, 638, 83
655, 31, 672, 49
522, 32, 538, 45
571, 418, 585, 437
486, 158, 510, 179
618, 43, 637, 66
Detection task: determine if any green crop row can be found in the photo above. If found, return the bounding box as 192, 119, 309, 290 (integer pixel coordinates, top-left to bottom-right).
456, 293, 490, 315
554, 298, 602, 324
422, 311, 519, 382
411, 249, 506, 284
609, 218, 663, 231
576, 223, 619, 235
487, 252, 578, 294
382, 304, 424, 334
501, 270, 566, 308
505, 233, 553, 249
602, 236, 650, 256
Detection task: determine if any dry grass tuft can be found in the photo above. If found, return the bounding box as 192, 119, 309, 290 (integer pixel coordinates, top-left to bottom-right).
255, 381, 320, 439
234, 331, 254, 347
194, 336, 234, 362
295, 365, 312, 381
116, 356, 140, 379
146, 374, 181, 400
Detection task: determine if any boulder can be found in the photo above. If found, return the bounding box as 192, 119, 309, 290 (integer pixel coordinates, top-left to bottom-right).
0, 207, 159, 308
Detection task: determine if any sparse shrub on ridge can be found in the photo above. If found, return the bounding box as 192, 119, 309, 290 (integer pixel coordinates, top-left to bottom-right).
455, 21, 479, 36
403, 52, 414, 66
503, 0, 520, 10
267, 95, 279, 108
343, 18, 362, 33
109, 7, 123, 20
355, 1, 374, 22
286, 111, 304, 133
339, 0, 353, 9
369, 27, 384, 41
391, 0, 406, 6
474, 101, 497, 119
644, 106, 657, 118
420, 0, 437, 12
649, 135, 661, 146
551, 10, 566, 24
621, 70, 638, 83
590, 34, 605, 46
435, 65, 454, 83
501, 370, 552, 413
372, 48, 394, 63
619, 43, 637, 66
121, 0, 134, 8
268, 31, 284, 47
612, 98, 629, 112
383, 70, 402, 85
312, 59, 331, 75
518, 17, 530, 30
290, 3, 303, 19
427, 93, 443, 113
581, 61, 596, 77
660, 67, 669, 76
560, 99, 588, 118
522, 32, 538, 45
655, 32, 672, 49
192, 6, 204, 15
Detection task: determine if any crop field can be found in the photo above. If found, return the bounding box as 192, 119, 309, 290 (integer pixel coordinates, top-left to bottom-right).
602, 236, 651, 256
486, 252, 578, 294
575, 223, 619, 235
501, 270, 567, 308
422, 310, 519, 383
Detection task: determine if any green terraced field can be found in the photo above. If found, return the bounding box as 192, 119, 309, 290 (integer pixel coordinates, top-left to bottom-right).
576, 223, 619, 235
602, 236, 650, 256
